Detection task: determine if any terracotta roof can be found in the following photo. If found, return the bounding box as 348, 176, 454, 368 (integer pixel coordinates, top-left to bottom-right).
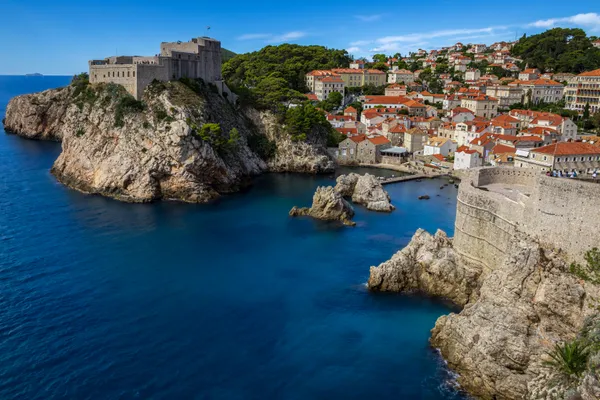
321, 76, 344, 83
404, 99, 426, 108
509, 78, 563, 86
523, 127, 557, 136
491, 143, 516, 154
367, 135, 391, 145
532, 142, 600, 156
305, 93, 318, 101
491, 114, 519, 125
364, 96, 410, 105
349, 134, 366, 143
456, 146, 478, 155
389, 125, 406, 133
432, 154, 446, 161
336, 127, 358, 135
344, 106, 357, 113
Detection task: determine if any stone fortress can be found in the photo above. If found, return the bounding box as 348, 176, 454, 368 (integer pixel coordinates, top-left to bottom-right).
89, 37, 234, 100
455, 167, 600, 267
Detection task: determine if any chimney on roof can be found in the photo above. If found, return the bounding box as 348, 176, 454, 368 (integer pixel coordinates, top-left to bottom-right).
551, 139, 557, 144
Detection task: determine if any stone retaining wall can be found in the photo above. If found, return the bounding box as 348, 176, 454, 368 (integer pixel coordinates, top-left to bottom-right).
455, 167, 600, 269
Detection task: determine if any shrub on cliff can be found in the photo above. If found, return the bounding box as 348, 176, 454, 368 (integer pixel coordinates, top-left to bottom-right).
544, 340, 591, 380
114, 95, 145, 128
284, 102, 336, 143
570, 248, 600, 285
189, 122, 240, 155
247, 134, 276, 160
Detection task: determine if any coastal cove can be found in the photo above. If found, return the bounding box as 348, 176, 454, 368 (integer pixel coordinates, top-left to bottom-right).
0, 76, 466, 399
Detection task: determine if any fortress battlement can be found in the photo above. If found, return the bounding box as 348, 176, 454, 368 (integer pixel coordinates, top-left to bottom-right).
89, 37, 231, 100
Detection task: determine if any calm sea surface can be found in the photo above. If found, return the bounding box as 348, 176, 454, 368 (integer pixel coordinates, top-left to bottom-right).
0, 76, 466, 399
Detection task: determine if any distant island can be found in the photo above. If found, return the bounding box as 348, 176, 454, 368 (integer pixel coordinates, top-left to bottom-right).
25, 73, 43, 76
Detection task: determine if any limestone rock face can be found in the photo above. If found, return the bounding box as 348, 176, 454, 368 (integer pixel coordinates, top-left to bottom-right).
334, 173, 395, 212
243, 108, 335, 173
368, 230, 600, 399
289, 186, 355, 226
4, 87, 70, 141
368, 229, 480, 306
4, 80, 335, 202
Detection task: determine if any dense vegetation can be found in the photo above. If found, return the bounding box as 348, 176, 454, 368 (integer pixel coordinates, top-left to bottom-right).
512, 28, 600, 73
222, 44, 352, 109
284, 102, 341, 145
221, 48, 237, 63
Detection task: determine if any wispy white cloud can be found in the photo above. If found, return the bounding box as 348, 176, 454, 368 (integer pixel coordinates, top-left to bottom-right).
237, 33, 271, 41
350, 40, 371, 46
355, 14, 382, 22
376, 26, 507, 44
528, 12, 600, 30
237, 31, 307, 43
268, 31, 306, 43
346, 46, 361, 53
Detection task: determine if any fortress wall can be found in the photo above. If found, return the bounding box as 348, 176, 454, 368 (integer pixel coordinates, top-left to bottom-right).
90, 65, 137, 98
454, 176, 524, 271
454, 167, 600, 270
136, 64, 168, 100
524, 176, 600, 261
473, 167, 538, 187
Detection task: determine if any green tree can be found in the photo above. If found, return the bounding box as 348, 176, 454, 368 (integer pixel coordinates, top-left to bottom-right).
511, 28, 600, 73
371, 62, 389, 72
327, 91, 343, 107
222, 44, 352, 109
372, 53, 387, 63
583, 103, 591, 120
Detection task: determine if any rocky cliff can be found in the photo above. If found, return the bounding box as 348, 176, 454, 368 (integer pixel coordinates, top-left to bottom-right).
368, 169, 600, 400
335, 173, 395, 212
4, 78, 334, 202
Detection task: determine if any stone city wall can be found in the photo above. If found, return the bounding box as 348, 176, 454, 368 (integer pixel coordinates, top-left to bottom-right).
454, 167, 600, 271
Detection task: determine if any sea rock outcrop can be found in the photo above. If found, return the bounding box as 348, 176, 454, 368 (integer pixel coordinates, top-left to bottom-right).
368, 229, 480, 306
334, 173, 395, 212
4, 79, 335, 202
289, 186, 355, 226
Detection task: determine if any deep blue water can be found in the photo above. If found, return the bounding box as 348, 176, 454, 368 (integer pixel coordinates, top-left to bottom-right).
0, 76, 465, 399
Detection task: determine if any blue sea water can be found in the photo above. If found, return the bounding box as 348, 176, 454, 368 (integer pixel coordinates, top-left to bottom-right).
0, 76, 466, 399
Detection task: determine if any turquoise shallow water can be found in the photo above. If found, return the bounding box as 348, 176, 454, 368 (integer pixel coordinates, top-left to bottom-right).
0, 76, 466, 399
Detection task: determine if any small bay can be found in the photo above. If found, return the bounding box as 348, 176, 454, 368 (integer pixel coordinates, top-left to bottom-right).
0, 76, 465, 399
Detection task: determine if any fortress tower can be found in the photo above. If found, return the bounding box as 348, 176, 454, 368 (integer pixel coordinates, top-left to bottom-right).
88, 37, 232, 100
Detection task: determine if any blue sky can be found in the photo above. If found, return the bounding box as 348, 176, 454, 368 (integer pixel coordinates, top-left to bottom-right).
0, 0, 599, 75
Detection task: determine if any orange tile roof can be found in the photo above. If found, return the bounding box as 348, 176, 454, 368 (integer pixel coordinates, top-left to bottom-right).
305, 93, 318, 101
349, 134, 366, 143
367, 135, 391, 145
321, 76, 344, 83
336, 127, 358, 135
532, 142, 600, 156
491, 143, 516, 154
364, 96, 410, 105
491, 114, 519, 125
344, 106, 357, 113
432, 154, 446, 161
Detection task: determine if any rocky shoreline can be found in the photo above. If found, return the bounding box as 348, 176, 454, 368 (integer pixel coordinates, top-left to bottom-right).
3, 79, 334, 203
368, 170, 600, 400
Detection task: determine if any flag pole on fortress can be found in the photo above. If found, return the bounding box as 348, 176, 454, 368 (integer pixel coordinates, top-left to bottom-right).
206, 26, 210, 36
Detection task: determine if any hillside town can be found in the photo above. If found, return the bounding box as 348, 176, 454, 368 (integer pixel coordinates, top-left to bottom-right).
305, 40, 600, 177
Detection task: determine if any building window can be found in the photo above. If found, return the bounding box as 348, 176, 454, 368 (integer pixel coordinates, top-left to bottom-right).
133, 71, 135, 77
127, 71, 130, 77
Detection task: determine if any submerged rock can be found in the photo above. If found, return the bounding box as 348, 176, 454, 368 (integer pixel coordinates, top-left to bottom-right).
418, 195, 430, 200
289, 186, 355, 226
334, 173, 395, 212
